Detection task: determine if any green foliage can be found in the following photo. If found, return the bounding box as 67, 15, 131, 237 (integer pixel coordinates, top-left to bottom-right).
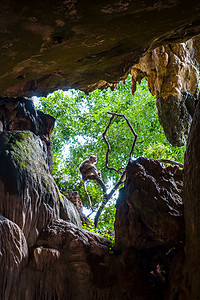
82, 220, 115, 245
97, 202, 116, 230
37, 75, 186, 231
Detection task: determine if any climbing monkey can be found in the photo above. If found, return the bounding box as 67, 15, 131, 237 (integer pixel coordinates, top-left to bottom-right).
79, 155, 101, 180
79, 155, 101, 206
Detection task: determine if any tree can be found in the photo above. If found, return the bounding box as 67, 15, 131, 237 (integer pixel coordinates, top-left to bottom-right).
37, 76, 185, 230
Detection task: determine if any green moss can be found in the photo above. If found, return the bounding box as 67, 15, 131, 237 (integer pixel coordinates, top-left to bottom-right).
7, 132, 35, 170
58, 188, 64, 204
6, 131, 55, 189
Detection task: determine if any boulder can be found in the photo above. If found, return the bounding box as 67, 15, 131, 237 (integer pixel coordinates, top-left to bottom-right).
0, 130, 60, 246
17, 219, 112, 300
115, 157, 184, 250
0, 214, 28, 300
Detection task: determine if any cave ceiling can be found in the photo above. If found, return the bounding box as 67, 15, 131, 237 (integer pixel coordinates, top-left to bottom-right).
1, 0, 200, 97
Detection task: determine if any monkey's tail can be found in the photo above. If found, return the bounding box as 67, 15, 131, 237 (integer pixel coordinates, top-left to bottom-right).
94, 194, 109, 228
84, 181, 92, 206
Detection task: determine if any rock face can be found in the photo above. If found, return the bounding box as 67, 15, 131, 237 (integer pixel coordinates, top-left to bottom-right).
0, 214, 28, 300
130, 40, 199, 146
0, 97, 186, 299
115, 157, 186, 300
184, 101, 200, 300
60, 193, 82, 227
0, 97, 61, 246
19, 220, 112, 300
65, 191, 90, 224
0, 97, 55, 172
0, 1, 200, 96
0, 97, 55, 137
0, 130, 60, 247
115, 157, 184, 251
0, 2, 199, 299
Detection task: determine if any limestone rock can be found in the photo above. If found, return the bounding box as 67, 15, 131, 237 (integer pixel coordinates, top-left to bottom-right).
0, 132, 186, 299
17, 219, 113, 300
0, 1, 200, 96
164, 249, 187, 300
59, 194, 82, 227
34, 246, 61, 271
0, 97, 55, 172
64, 191, 90, 224
0, 131, 60, 247
115, 157, 184, 250
0, 97, 55, 137
0, 214, 28, 300
130, 40, 199, 146
184, 101, 200, 300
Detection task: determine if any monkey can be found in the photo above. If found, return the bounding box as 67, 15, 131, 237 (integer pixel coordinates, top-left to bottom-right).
79, 155, 101, 206
79, 155, 101, 181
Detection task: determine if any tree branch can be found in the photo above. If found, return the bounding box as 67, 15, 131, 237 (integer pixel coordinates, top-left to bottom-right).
93, 112, 137, 227
106, 112, 138, 162
102, 114, 122, 174
156, 158, 184, 168
94, 170, 126, 228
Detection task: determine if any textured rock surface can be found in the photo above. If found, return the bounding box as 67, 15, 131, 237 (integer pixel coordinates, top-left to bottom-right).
0, 131, 60, 246
0, 1, 200, 96
60, 194, 82, 227
115, 157, 184, 251
164, 248, 187, 300
65, 191, 90, 224
0, 97, 55, 136
0, 136, 188, 300
16, 219, 170, 300
114, 157, 186, 300
0, 2, 199, 297
184, 101, 200, 300
0, 130, 186, 299
0, 214, 28, 300
18, 220, 114, 300
130, 40, 199, 146
0, 97, 55, 172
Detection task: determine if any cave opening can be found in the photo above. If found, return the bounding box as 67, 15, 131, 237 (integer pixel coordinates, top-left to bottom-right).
33, 74, 185, 235
0, 39, 198, 298
1, 1, 200, 299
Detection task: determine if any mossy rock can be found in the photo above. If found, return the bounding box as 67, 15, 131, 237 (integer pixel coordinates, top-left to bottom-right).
0, 130, 60, 246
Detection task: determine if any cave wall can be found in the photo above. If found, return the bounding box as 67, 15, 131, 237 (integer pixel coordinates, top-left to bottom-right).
184, 101, 200, 300
1, 0, 199, 148
130, 39, 199, 147
0, 0, 200, 96
0, 1, 200, 300
0, 102, 186, 299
